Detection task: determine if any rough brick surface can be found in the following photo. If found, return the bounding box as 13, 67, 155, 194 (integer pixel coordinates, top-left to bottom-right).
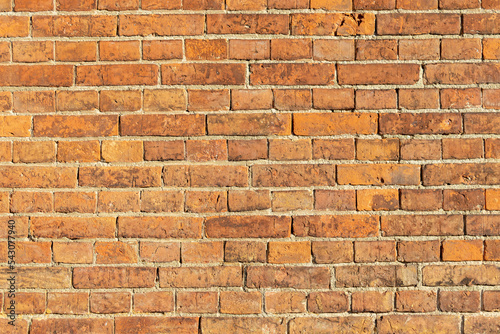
0, 2, 498, 332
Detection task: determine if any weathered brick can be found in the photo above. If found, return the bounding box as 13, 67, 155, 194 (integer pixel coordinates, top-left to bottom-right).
13, 141, 55, 163
399, 89, 440, 110
228, 139, 268, 161
423, 163, 500, 185
0, 166, 77, 188
231, 90, 273, 110
252, 63, 335, 85
274, 89, 311, 110
144, 141, 184, 161
99, 40, 140, 61
378, 13, 460, 34
182, 241, 224, 263
207, 14, 289, 34
423, 264, 500, 286
439, 291, 480, 312
253, 164, 335, 187
266, 291, 306, 313
247, 266, 330, 289
47, 292, 89, 314
34, 115, 118, 137
377, 315, 459, 334
33, 15, 117, 37
225, 241, 266, 263
202, 318, 286, 334
79, 167, 161, 188
289, 317, 374, 334
268, 241, 311, 263
355, 241, 396, 262
185, 191, 227, 213
31, 217, 115, 239
140, 242, 180, 263
31, 319, 113, 334
208, 113, 291, 136
380, 113, 462, 135
220, 291, 262, 314
188, 90, 229, 112
177, 292, 217, 313
160, 266, 242, 288
185, 39, 227, 60
395, 290, 437, 312
294, 215, 379, 238
101, 141, 143, 163
56, 41, 97, 61
134, 292, 174, 313
90, 292, 131, 314
382, 215, 463, 236
73, 267, 156, 288
352, 291, 393, 312
57, 141, 100, 163
228, 190, 271, 212
443, 189, 485, 211
53, 242, 93, 264
337, 265, 418, 287
338, 64, 420, 85
313, 39, 355, 61
143, 40, 182, 60
425, 63, 500, 85
118, 216, 203, 238
400, 189, 443, 211
291, 13, 375, 35
205, 216, 291, 238
95, 241, 138, 264
307, 291, 349, 313
162, 63, 246, 85
77, 64, 158, 86
141, 190, 184, 213
115, 317, 197, 334
100, 90, 141, 112
119, 14, 204, 36
228, 40, 270, 60
294, 113, 377, 135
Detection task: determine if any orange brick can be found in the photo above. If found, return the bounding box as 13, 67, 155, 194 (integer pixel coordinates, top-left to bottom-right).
4, 292, 45, 314
90, 292, 131, 314
274, 89, 311, 110
227, 190, 270, 212
399, 39, 440, 60
313, 39, 355, 61
208, 113, 291, 136
268, 241, 311, 263
34, 115, 118, 137
313, 88, 355, 110
294, 113, 377, 136
143, 40, 182, 60
357, 138, 399, 161
142, 0, 181, 9
177, 292, 218, 313
226, 0, 267, 10
355, 240, 396, 262
352, 291, 393, 312
181, 241, 224, 263
98, 0, 139, 10
141, 190, 183, 213
486, 189, 500, 210
396, 290, 437, 312
441, 88, 481, 109
140, 242, 180, 263
185, 191, 227, 213
47, 292, 89, 315
269, 139, 312, 160
484, 39, 500, 59
163, 63, 245, 85
401, 139, 441, 160
292, 13, 374, 35
357, 189, 399, 211
485, 240, 500, 260
442, 240, 483, 261
231, 89, 273, 110
77, 64, 158, 86
401, 189, 443, 211
356, 89, 397, 110
225, 241, 266, 263
228, 139, 268, 161
356, 39, 397, 60
134, 292, 174, 313
0, 16, 29, 37
442, 38, 481, 60
313, 139, 355, 160
144, 141, 184, 161
271, 39, 311, 60
13, 91, 55, 113
0, 91, 11, 111
399, 89, 440, 110
443, 138, 483, 159
143, 89, 186, 111
265, 291, 306, 313
315, 190, 356, 211
307, 291, 349, 313
439, 291, 480, 312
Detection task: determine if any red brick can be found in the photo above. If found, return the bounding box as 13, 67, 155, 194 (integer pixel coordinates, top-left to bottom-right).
98, 191, 140, 213
396, 290, 437, 312
0, 166, 77, 188
268, 241, 311, 263
378, 315, 459, 333
228, 139, 267, 161
251, 63, 335, 85
205, 215, 290, 238
0, 65, 73, 87
47, 292, 89, 314
99, 40, 140, 61
423, 163, 500, 185
120, 114, 205, 136
290, 317, 373, 333
56, 90, 98, 111
464, 316, 500, 333
13, 141, 55, 163
231, 90, 273, 110
294, 113, 377, 136
90, 292, 131, 314
354, 0, 395, 8
352, 291, 393, 312
13, 91, 54, 113
101, 140, 143, 162
382, 215, 463, 236
15, 0, 53, 11
399, 39, 440, 60
443, 138, 483, 159
254, 164, 335, 187
98, 0, 139, 10
33, 15, 116, 37
401, 139, 441, 160
0, 91, 11, 111
269, 0, 308, 8
188, 89, 229, 111
483, 0, 500, 8
441, 88, 481, 109
79, 167, 161, 188
160, 266, 242, 288
398, 240, 440, 262
119, 14, 204, 36
207, 14, 288, 34
247, 266, 330, 289
100, 90, 141, 112
118, 216, 202, 239
336, 265, 417, 287
53, 242, 93, 264
315, 190, 356, 211
378, 13, 460, 34
464, 14, 500, 34
357, 189, 399, 211
307, 291, 349, 313
355, 240, 396, 262
311, 0, 352, 9
380, 113, 462, 135
485, 139, 500, 158
0, 17, 28, 38
134, 292, 173, 313
163, 165, 247, 187
399, 89, 440, 110
442, 240, 483, 261
397, 0, 437, 8
269, 139, 311, 161
141, 0, 181, 9
0, 267, 71, 289
12, 41, 53, 62
185, 191, 227, 213
338, 64, 420, 85
313, 39, 355, 61
356, 138, 399, 160
313, 89, 354, 110
442, 38, 482, 60
338, 164, 420, 186
77, 64, 158, 86
141, 190, 183, 213
31, 217, 115, 239
426, 63, 500, 85
184, 0, 223, 9
143, 40, 182, 60
15, 241, 52, 263
313, 139, 355, 160
220, 291, 261, 314
57, 141, 100, 163
401, 189, 443, 211
202, 318, 285, 334
274, 89, 311, 110
182, 241, 224, 264
271, 39, 311, 60
356, 39, 397, 60
227, 190, 271, 212
162, 63, 245, 85
225, 241, 266, 262
483, 291, 500, 311
56, 0, 96, 11
144, 141, 184, 161
294, 215, 379, 238
31, 319, 112, 334
464, 113, 500, 134
115, 317, 197, 334
292, 13, 375, 35
73, 267, 156, 288
10, 191, 53, 213
486, 189, 500, 210
208, 113, 291, 136
56, 41, 97, 62
439, 291, 480, 312
185, 39, 227, 60
484, 39, 500, 60
34, 115, 118, 137
140, 242, 180, 263
266, 291, 306, 313
228, 40, 270, 60
177, 292, 218, 313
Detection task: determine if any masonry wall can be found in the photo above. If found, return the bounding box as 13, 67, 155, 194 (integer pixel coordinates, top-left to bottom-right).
0, 0, 499, 333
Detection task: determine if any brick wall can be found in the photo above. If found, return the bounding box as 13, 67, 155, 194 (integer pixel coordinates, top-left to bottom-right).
0, 0, 499, 333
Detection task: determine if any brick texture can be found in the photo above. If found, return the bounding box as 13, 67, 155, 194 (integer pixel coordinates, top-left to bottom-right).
0, 2, 498, 333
